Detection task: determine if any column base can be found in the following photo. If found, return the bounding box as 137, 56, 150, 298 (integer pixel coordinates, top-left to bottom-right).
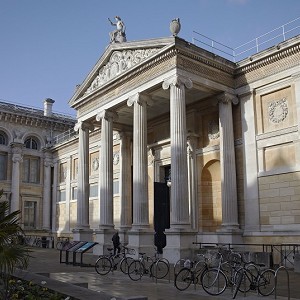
72, 228, 93, 242
93, 228, 116, 256
127, 229, 154, 259
163, 229, 197, 264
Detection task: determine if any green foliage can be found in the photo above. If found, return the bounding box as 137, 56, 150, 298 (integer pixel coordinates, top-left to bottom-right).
5, 278, 73, 300
0, 189, 30, 299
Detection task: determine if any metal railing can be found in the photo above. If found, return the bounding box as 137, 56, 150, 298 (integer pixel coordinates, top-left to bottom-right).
53, 128, 78, 145
192, 16, 300, 62
193, 242, 300, 269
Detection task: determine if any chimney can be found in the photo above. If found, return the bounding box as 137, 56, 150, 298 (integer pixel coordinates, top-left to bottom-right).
44, 98, 55, 117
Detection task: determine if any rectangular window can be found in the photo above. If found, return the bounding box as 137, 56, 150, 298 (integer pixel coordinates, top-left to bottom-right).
0, 153, 7, 180
24, 201, 37, 229
89, 184, 98, 198
58, 190, 66, 202
22, 157, 40, 183
113, 180, 119, 195
72, 187, 77, 200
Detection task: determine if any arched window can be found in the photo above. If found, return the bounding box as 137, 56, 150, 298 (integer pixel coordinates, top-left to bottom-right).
0, 131, 7, 145
25, 137, 38, 150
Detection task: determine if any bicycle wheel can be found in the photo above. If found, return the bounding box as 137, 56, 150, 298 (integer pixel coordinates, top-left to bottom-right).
120, 257, 134, 274
174, 268, 193, 291
56, 241, 63, 250
234, 267, 252, 293
150, 260, 169, 279
258, 269, 275, 296
233, 268, 244, 299
128, 260, 144, 281
95, 256, 112, 275
201, 268, 227, 296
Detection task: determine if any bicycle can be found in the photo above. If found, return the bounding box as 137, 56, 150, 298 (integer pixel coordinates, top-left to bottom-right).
232, 260, 275, 298
128, 250, 169, 281
95, 245, 135, 275
174, 254, 209, 291
200, 249, 229, 296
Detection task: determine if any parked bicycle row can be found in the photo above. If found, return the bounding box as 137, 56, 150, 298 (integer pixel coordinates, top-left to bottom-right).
174, 247, 278, 298
94, 245, 170, 281
94, 245, 286, 298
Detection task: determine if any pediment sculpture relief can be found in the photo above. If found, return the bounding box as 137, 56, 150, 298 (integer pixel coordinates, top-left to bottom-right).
85, 48, 159, 95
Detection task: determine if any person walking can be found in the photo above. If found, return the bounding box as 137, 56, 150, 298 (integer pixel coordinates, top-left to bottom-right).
112, 230, 121, 255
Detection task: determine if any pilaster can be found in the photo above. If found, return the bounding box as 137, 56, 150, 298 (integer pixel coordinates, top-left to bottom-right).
10, 142, 23, 213
240, 90, 260, 232
42, 149, 53, 231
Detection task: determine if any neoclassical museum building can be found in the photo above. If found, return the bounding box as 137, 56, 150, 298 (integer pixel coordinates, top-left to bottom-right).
1, 20, 300, 262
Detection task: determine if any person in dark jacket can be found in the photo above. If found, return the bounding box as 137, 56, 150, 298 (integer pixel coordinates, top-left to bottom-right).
112, 230, 121, 255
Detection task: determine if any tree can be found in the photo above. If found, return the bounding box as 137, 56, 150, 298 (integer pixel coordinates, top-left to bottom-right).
0, 189, 30, 299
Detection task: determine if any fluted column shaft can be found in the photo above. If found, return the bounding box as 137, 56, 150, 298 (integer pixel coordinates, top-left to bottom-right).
11, 143, 23, 213
127, 94, 150, 228
43, 151, 52, 230
119, 132, 132, 229
96, 110, 117, 228
162, 75, 193, 228
74, 121, 93, 229
218, 92, 239, 230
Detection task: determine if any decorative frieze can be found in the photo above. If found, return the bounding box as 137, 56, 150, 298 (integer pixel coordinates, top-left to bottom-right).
85, 48, 160, 95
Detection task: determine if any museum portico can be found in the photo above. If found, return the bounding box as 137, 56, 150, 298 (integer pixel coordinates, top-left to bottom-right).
2, 19, 300, 264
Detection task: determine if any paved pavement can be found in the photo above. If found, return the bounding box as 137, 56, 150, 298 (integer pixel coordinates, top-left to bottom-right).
14, 247, 300, 300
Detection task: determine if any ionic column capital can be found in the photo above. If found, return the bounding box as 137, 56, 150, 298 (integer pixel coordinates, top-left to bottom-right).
74, 121, 94, 132
96, 110, 118, 122
216, 92, 239, 105
127, 93, 153, 107
162, 75, 193, 90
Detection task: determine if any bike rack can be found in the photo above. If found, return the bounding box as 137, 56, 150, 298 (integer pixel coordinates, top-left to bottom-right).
154, 257, 170, 284
274, 265, 290, 300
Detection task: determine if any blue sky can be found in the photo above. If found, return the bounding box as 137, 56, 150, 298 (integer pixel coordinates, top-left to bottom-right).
1, 0, 300, 115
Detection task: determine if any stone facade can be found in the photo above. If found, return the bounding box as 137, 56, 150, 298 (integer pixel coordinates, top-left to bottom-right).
1, 33, 300, 263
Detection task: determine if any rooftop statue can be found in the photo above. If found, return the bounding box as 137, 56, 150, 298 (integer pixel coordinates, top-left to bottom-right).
108, 16, 127, 43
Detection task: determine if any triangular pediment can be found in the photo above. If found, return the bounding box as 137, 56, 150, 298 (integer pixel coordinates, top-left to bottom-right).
69, 37, 175, 106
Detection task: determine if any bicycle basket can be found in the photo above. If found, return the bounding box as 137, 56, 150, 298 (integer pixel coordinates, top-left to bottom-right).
126, 248, 136, 255
207, 251, 221, 268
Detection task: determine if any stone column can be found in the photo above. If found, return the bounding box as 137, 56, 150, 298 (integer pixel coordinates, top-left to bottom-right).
119, 132, 132, 231
127, 93, 152, 229
73, 121, 94, 241
94, 110, 117, 255
10, 143, 23, 213
217, 92, 239, 231
42, 150, 52, 231
96, 110, 117, 229
162, 75, 193, 229
240, 91, 260, 232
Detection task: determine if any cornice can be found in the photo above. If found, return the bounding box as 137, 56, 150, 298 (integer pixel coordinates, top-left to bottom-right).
0, 110, 75, 131
235, 38, 300, 86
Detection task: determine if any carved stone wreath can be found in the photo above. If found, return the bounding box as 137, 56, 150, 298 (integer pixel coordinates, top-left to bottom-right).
268, 98, 288, 123
208, 121, 220, 140
92, 157, 99, 171
113, 152, 120, 165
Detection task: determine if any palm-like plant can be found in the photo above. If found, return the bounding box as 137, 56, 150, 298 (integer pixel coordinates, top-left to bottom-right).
0, 189, 30, 298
